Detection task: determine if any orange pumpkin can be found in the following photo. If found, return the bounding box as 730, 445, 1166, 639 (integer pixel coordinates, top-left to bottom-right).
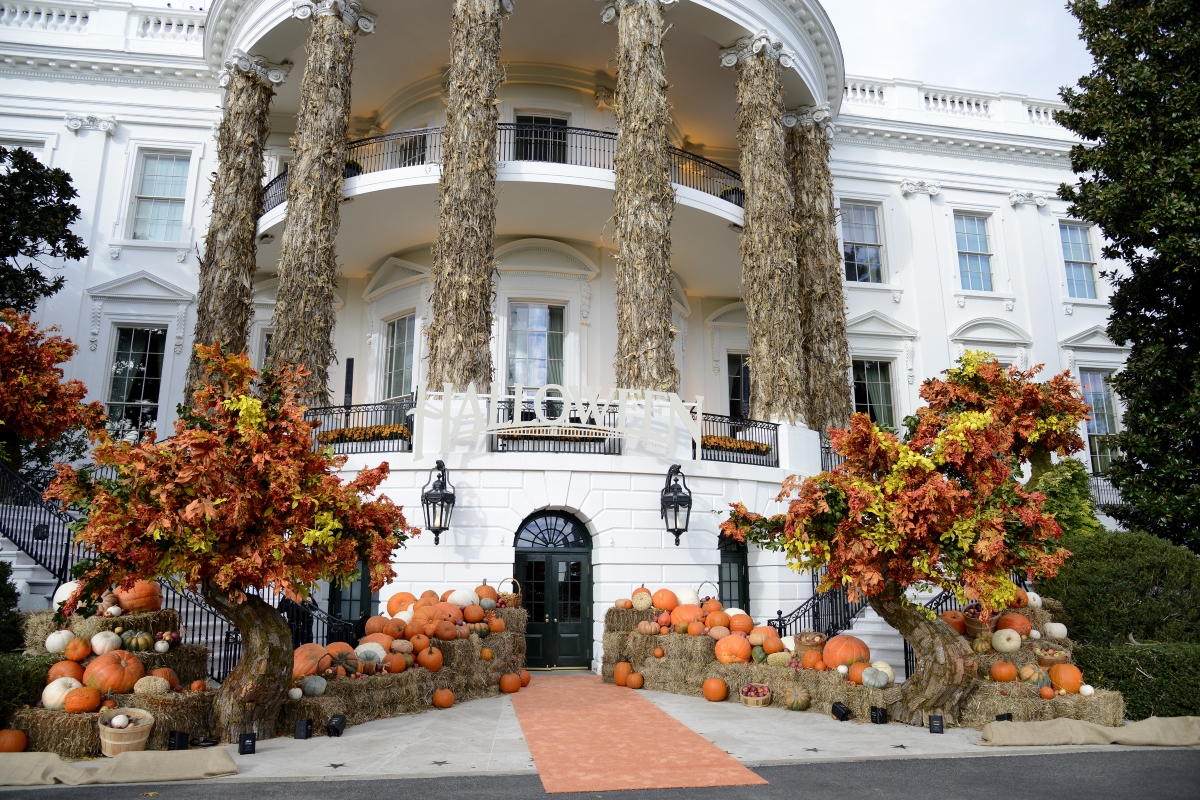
463, 604, 485, 623
475, 581, 500, 603
1010, 588, 1029, 609
500, 673, 521, 693
323, 641, 359, 676
670, 604, 703, 626
190, 680, 206, 692
292, 642, 325, 680
705, 611, 731, 630
151, 667, 180, 687
613, 661, 632, 686
848, 662, 869, 685
656, 611, 672, 627
686, 620, 706, 636
990, 660, 1018, 682
814, 660, 828, 671
64, 686, 101, 714
480, 647, 494, 661
434, 620, 457, 641
727, 614, 753, 634
626, 673, 644, 689
488, 617, 506, 633
387, 592, 417, 616
651, 588, 678, 611
714, 635, 752, 664
997, 613, 1032, 637
822, 634, 871, 668
520, 669, 531, 687
750, 626, 776, 639
701, 598, 723, 615
702, 677, 728, 702
417, 646, 443, 672
382, 654, 406, 673
414, 595, 438, 611
801, 650, 823, 670
621, 599, 633, 609
0, 730, 28, 752
115, 580, 162, 613
1040, 685, 1056, 700
364, 616, 389, 635
653, 647, 664, 658
1049, 663, 1084, 694
47, 660, 85, 684
410, 634, 431, 652
412, 605, 449, 630
433, 688, 455, 708
632, 586, 652, 599
83, 650, 145, 693
440, 589, 454, 602
435, 602, 465, 623
63, 637, 91, 662
940, 610, 967, 635
101, 699, 118, 709
659, 626, 670, 635
420, 589, 439, 600
762, 637, 784, 656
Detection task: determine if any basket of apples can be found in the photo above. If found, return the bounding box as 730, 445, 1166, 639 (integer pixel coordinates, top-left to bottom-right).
740, 683, 772, 707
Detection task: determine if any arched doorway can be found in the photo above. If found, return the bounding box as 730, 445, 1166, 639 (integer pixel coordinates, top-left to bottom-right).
514, 511, 592, 669
718, 534, 749, 611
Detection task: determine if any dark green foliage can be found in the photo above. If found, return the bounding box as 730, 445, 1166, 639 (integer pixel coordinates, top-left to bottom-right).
0, 653, 56, 726
0, 561, 22, 653
1055, 1, 1200, 552
1073, 643, 1200, 720
1035, 458, 1103, 537
0, 146, 86, 313
1037, 530, 1200, 645
17, 426, 91, 493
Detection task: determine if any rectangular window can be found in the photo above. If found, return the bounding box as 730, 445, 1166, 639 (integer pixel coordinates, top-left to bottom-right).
383, 315, 416, 400
514, 115, 567, 164
1080, 369, 1119, 473
727, 353, 750, 418
955, 213, 994, 291
1060, 223, 1097, 299
841, 203, 884, 283
507, 303, 565, 393
132, 153, 189, 241
852, 360, 895, 430
107, 327, 167, 442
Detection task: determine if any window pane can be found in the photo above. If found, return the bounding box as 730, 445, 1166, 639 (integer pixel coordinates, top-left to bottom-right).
384, 315, 416, 399
852, 360, 895, 430
139, 154, 189, 198
507, 303, 565, 392
1080, 370, 1119, 474
1060, 224, 1097, 299
107, 327, 167, 442
727, 353, 749, 418
955, 214, 993, 292
841, 204, 883, 283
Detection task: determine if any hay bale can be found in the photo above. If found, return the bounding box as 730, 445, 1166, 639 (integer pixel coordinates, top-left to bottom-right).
604, 606, 654, 633
118, 690, 215, 750
23, 608, 182, 656
958, 680, 1125, 728
495, 607, 527, 636
9, 707, 101, 759
135, 644, 209, 686
277, 695, 349, 738
601, 631, 631, 682
660, 632, 716, 664
625, 632, 663, 668
639, 656, 705, 696
317, 668, 438, 727
1041, 597, 1065, 619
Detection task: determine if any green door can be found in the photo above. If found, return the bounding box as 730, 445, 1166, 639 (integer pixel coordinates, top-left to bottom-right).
718, 534, 749, 611
328, 559, 379, 636
514, 512, 592, 669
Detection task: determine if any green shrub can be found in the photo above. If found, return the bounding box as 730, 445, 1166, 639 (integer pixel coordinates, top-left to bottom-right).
1036, 529, 1200, 645
0, 560, 22, 652
0, 652, 57, 726
1035, 457, 1103, 537
1074, 643, 1200, 721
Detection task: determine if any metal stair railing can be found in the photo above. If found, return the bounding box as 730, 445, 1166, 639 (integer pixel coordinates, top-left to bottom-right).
767, 568, 868, 639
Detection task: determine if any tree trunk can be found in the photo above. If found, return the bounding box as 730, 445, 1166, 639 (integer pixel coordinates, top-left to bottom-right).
268, 12, 358, 405
186, 63, 278, 400
730, 45, 802, 422
203, 586, 292, 743
1028, 447, 1054, 488
788, 113, 851, 433
425, 0, 508, 392
869, 590, 979, 727
611, 0, 678, 392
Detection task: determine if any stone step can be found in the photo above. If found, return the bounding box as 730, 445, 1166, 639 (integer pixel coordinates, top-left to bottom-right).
0, 535, 59, 611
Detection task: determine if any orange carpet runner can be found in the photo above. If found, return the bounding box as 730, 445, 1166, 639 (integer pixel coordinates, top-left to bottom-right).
509, 675, 768, 794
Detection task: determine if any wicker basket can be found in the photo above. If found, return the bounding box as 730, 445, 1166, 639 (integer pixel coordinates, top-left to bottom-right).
794, 631, 827, 657
964, 615, 997, 640
498, 578, 522, 610
697, 581, 720, 603
98, 707, 155, 757
1036, 649, 1070, 668
740, 684, 772, 707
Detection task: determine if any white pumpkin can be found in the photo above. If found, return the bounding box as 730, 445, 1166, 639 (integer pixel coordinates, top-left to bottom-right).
90, 630, 122, 656
1029, 629, 1042, 640
42, 677, 82, 710
446, 588, 479, 609
109, 714, 130, 729
1025, 591, 1043, 609
355, 642, 386, 663
723, 607, 745, 617
1079, 684, 1095, 697
780, 635, 796, 652
154, 640, 170, 653
674, 587, 701, 607
837, 664, 849, 675
106, 606, 122, 618
288, 687, 303, 701
1043, 622, 1068, 640
871, 660, 896, 685
992, 628, 1022, 653
45, 630, 74, 654
52, 581, 79, 611
395, 609, 414, 625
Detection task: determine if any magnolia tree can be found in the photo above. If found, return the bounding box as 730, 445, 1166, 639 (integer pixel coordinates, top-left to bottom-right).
722, 353, 1089, 725
0, 309, 104, 471
49, 346, 417, 741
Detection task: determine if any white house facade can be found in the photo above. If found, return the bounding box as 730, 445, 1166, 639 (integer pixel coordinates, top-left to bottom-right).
0, 0, 1126, 673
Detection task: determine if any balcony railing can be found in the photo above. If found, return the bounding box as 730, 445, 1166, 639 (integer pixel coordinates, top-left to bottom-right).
262, 123, 745, 214
305, 400, 416, 455
488, 398, 623, 455
1089, 474, 1124, 509
699, 414, 778, 468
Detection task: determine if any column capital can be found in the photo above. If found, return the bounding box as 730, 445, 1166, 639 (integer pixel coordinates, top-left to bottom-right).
219, 49, 292, 88
719, 31, 794, 70
900, 179, 941, 197
600, 0, 676, 24
64, 113, 117, 135
292, 0, 375, 35
783, 103, 832, 131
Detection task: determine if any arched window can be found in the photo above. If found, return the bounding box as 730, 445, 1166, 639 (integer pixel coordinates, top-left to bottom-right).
515, 511, 590, 549
514, 511, 592, 668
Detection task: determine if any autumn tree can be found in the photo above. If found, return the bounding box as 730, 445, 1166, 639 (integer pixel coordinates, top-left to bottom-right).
0, 309, 104, 472
722, 353, 1089, 725
48, 345, 417, 742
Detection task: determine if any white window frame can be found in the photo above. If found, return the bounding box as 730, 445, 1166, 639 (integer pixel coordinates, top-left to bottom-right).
110, 138, 206, 250
952, 210, 997, 293
381, 312, 418, 401
503, 299, 569, 394
0, 128, 58, 165
1053, 216, 1108, 308
849, 356, 900, 431
838, 200, 888, 284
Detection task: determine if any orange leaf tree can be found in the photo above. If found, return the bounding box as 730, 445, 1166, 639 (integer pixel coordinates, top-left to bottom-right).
0, 309, 104, 471
48, 344, 417, 741
721, 352, 1089, 725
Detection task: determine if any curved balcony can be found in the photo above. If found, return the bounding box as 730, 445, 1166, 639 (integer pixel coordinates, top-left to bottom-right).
262, 123, 745, 215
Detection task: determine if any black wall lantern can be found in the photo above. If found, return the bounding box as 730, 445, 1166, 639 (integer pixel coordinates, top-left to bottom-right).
660, 464, 692, 546
421, 460, 455, 545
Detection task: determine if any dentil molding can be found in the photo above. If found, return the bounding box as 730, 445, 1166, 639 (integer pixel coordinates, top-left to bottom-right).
292, 0, 376, 34
900, 178, 940, 197
719, 31, 795, 70
64, 113, 116, 135
1008, 189, 1048, 207
219, 49, 291, 88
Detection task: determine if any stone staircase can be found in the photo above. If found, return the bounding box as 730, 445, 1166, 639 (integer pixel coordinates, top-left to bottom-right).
0, 534, 59, 611
845, 607, 906, 676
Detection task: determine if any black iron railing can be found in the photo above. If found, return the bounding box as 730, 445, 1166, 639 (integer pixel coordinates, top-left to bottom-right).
767, 568, 867, 639
261, 123, 745, 214
1088, 474, 1124, 509
305, 400, 416, 455
0, 462, 78, 592
699, 414, 779, 468
819, 431, 845, 472
489, 398, 623, 455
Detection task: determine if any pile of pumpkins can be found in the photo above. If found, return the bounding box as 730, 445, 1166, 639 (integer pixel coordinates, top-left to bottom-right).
783, 633, 896, 690
52, 579, 165, 619
619, 587, 792, 663
986, 659, 1094, 699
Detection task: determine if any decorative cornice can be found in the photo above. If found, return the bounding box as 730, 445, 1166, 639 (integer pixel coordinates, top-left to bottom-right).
832, 119, 1073, 165
600, 0, 676, 24
900, 178, 941, 197
291, 0, 376, 34
719, 31, 795, 70
1008, 189, 1048, 207
783, 103, 831, 132
218, 49, 291, 88
64, 113, 116, 135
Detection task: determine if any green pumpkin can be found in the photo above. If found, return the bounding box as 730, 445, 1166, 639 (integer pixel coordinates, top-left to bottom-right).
301, 675, 327, 697
751, 645, 767, 664
860, 667, 889, 689
784, 687, 812, 711
122, 630, 154, 652
1018, 663, 1052, 688
479, 598, 497, 611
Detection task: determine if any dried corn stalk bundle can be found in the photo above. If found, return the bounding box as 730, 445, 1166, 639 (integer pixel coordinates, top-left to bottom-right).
610, 0, 678, 391
426, 0, 509, 391
788, 111, 851, 433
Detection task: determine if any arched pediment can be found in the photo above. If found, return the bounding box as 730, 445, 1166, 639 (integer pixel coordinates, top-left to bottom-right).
949, 317, 1032, 346
364, 257, 430, 302
495, 239, 599, 280
705, 301, 747, 328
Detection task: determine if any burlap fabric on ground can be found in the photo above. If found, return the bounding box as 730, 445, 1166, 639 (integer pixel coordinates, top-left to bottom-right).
980, 716, 1200, 747
0, 749, 238, 786
24, 609, 181, 656
959, 680, 1124, 728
